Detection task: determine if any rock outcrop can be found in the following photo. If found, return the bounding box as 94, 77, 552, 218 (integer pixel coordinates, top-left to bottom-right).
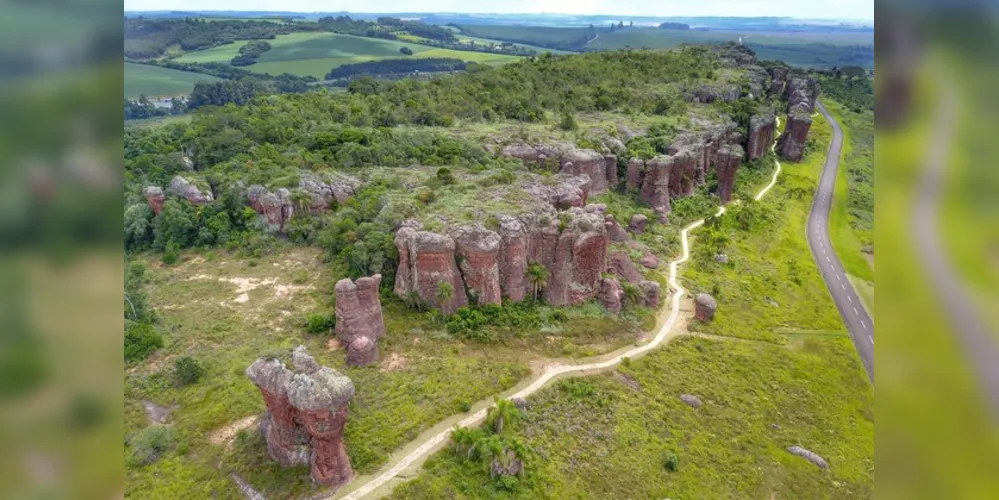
715, 144, 745, 203
560, 149, 615, 194
168, 176, 213, 205
598, 277, 624, 314
638, 280, 661, 308
608, 251, 644, 284
143, 186, 166, 215
638, 156, 673, 212
691, 84, 741, 103
334, 275, 385, 367
785, 76, 820, 113
246, 346, 355, 488
544, 208, 608, 306
680, 394, 703, 409
393, 228, 469, 314
247, 185, 293, 233
523, 173, 591, 209
628, 214, 648, 234
639, 252, 660, 269
497, 216, 528, 302
453, 225, 503, 306
694, 293, 717, 322
787, 446, 830, 469
626, 158, 645, 192
778, 110, 812, 162
604, 215, 628, 243
747, 111, 776, 160
766, 66, 789, 96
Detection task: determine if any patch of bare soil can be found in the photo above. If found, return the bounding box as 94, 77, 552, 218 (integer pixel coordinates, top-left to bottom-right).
380, 353, 408, 372
209, 416, 259, 447
141, 400, 174, 424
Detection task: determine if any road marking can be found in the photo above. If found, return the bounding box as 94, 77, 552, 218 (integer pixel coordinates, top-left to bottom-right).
848, 295, 853, 303
841, 284, 846, 290
861, 320, 867, 329
826, 256, 831, 263
868, 335, 874, 345
836, 275, 841, 281
853, 307, 859, 316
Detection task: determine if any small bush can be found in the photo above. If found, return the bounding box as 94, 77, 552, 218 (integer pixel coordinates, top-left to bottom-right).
663, 451, 679, 472
291, 269, 309, 284
558, 378, 595, 398
173, 357, 204, 386
559, 112, 578, 131
455, 399, 473, 412
125, 322, 163, 363
497, 475, 519, 491
128, 425, 174, 466
306, 312, 336, 334
161, 241, 180, 265
436, 167, 456, 185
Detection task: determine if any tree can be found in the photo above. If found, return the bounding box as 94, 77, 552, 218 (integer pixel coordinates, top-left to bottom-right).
399, 46, 413, 56
527, 262, 548, 302
152, 198, 198, 251
558, 111, 578, 131
436, 281, 455, 315
124, 203, 154, 251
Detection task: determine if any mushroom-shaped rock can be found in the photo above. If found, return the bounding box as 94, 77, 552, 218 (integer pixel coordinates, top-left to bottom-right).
680, 394, 703, 409
247, 346, 356, 488
167, 176, 213, 204
143, 186, 166, 215
639, 252, 660, 270
334, 275, 385, 366
608, 251, 644, 284
695, 293, 717, 322
628, 214, 648, 234
604, 215, 628, 243
638, 281, 661, 308
787, 446, 829, 469
599, 277, 624, 314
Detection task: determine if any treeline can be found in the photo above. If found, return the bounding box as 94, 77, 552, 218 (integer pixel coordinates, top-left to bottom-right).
124, 17, 294, 59
325, 58, 467, 80
230, 40, 272, 66
124, 95, 187, 120
659, 22, 691, 30
456, 24, 599, 52
814, 67, 874, 113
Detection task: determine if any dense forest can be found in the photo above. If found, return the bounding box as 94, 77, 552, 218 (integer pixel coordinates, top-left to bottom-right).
325, 58, 468, 79
124, 17, 295, 58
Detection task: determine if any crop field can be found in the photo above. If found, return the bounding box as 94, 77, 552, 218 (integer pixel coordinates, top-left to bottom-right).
174, 32, 522, 78
457, 24, 594, 49
124, 62, 221, 98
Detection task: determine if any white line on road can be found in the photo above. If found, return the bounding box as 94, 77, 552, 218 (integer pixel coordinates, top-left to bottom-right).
853, 307, 859, 316
841, 284, 846, 290
826, 256, 831, 263
848, 295, 853, 303
861, 320, 867, 329
836, 275, 841, 281
868, 335, 874, 344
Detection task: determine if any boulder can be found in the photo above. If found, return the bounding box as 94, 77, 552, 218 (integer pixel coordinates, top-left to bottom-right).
778, 110, 812, 162
598, 277, 624, 314
787, 446, 829, 469
628, 214, 648, 234
393, 230, 469, 315
500, 143, 540, 164
246, 346, 355, 488
626, 158, 645, 191
560, 149, 611, 194
453, 225, 503, 306
639, 252, 660, 269
715, 144, 745, 203
608, 251, 644, 284
143, 186, 166, 215
680, 394, 703, 409
638, 281, 661, 308
246, 185, 293, 233
601, 136, 627, 155
715, 253, 729, 264
604, 215, 628, 243
544, 209, 608, 306
653, 207, 670, 225
694, 293, 717, 322
334, 274, 385, 367
167, 176, 213, 205
747, 111, 777, 160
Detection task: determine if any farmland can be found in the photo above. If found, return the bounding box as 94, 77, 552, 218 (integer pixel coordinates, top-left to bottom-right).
124, 62, 221, 98
174, 32, 522, 78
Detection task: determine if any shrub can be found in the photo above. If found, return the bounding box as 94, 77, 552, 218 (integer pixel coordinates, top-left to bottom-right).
497, 475, 519, 491
663, 451, 679, 472
124, 322, 163, 363
558, 378, 595, 398
400, 46, 413, 55
161, 241, 180, 265
306, 312, 336, 334
559, 111, 578, 131
128, 425, 175, 466
436, 167, 456, 185
173, 357, 204, 386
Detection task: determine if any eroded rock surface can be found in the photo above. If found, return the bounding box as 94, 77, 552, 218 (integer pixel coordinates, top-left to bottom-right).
544, 208, 608, 306
680, 394, 703, 409
334, 274, 385, 367
747, 111, 777, 160
778, 110, 812, 162
638, 280, 661, 308
609, 251, 644, 284
715, 144, 745, 203
523, 173, 591, 209
143, 186, 165, 215
453, 225, 503, 306
695, 293, 717, 322
639, 252, 660, 269
246, 346, 355, 488
168, 176, 213, 205
787, 446, 830, 469
394, 229, 469, 314
598, 277, 624, 314
560, 149, 614, 194
604, 215, 628, 243
628, 214, 648, 234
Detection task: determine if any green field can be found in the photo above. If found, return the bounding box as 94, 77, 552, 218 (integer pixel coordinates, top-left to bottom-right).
124, 62, 221, 98
457, 25, 594, 50
174, 32, 523, 78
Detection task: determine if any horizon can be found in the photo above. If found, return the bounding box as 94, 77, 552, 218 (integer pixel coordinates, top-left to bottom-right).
123, 10, 874, 22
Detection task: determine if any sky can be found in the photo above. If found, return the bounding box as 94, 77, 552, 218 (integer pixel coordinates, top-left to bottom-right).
123, 0, 874, 21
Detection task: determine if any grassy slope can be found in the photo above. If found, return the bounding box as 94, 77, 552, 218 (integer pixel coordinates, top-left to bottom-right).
457, 25, 593, 48
174, 32, 521, 78
683, 112, 844, 342
124, 61, 221, 98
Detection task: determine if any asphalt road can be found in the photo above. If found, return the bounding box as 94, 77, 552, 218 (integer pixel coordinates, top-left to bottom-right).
808, 102, 874, 381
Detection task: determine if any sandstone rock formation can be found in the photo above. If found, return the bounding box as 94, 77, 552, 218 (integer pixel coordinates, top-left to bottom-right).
604, 215, 628, 243
747, 111, 776, 160
785, 76, 820, 113
143, 186, 166, 215
691, 84, 741, 103
695, 293, 717, 322
626, 158, 645, 192
598, 277, 624, 314
394, 228, 469, 314
246, 346, 355, 488
523, 173, 591, 209
168, 176, 213, 204
778, 110, 812, 162
246, 185, 293, 233
544, 208, 608, 306
608, 251, 644, 284
497, 216, 528, 302
453, 225, 503, 306
628, 214, 648, 234
638, 280, 661, 308
767, 66, 789, 96
639, 252, 660, 269
715, 144, 745, 203
787, 446, 829, 469
560, 149, 615, 194
334, 275, 385, 367
638, 156, 673, 211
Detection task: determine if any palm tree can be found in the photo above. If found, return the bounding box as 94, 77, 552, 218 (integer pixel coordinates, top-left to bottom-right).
526, 262, 548, 303
436, 281, 455, 317
486, 397, 520, 434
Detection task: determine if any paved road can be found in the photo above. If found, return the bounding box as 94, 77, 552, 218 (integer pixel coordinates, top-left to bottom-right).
809, 102, 874, 381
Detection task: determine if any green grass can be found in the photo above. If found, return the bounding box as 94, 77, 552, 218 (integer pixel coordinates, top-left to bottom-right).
174, 32, 522, 78
682, 112, 845, 342
124, 62, 221, 98
391, 335, 873, 499
456, 25, 594, 50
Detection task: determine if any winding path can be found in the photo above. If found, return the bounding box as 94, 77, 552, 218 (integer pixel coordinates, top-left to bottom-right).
809, 102, 874, 380
330, 117, 784, 500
